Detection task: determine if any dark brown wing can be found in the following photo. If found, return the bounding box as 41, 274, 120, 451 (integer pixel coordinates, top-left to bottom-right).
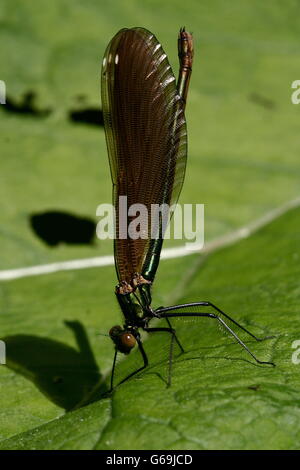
101, 27, 187, 284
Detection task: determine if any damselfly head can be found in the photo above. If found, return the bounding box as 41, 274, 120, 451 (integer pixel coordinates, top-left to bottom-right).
109, 325, 137, 354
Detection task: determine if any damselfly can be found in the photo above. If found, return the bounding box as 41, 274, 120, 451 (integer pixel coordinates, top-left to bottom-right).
101, 27, 275, 391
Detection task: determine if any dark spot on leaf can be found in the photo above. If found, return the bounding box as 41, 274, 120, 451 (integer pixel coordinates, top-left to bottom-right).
69, 107, 104, 126
30, 210, 96, 246
248, 384, 260, 391
76, 94, 88, 102
53, 376, 63, 384
2, 91, 51, 117
249, 93, 276, 110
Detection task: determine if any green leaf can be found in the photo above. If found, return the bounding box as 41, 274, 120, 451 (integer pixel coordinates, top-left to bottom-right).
1, 206, 299, 450
1, 0, 300, 268
1, 0, 300, 451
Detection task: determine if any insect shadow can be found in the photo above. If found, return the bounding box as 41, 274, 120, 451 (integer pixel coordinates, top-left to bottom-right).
1, 91, 51, 117
30, 210, 96, 247
2, 321, 107, 411
69, 107, 104, 126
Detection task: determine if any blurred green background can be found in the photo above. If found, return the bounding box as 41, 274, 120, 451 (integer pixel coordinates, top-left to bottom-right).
1, 0, 299, 268
0, 0, 299, 450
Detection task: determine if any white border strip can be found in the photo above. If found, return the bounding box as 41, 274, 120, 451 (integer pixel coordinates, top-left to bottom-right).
0, 197, 299, 282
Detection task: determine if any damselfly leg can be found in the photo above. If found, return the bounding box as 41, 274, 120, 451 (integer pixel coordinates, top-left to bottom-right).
156, 302, 276, 370
144, 325, 185, 387
110, 336, 148, 392
157, 302, 275, 342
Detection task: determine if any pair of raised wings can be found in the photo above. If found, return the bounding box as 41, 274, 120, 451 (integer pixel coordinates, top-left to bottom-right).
101, 27, 188, 285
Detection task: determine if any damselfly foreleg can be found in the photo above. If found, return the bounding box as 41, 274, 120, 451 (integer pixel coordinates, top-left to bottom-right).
110, 336, 149, 392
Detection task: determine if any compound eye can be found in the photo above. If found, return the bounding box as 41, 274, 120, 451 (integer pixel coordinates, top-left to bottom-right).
120, 332, 136, 350
109, 325, 122, 338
